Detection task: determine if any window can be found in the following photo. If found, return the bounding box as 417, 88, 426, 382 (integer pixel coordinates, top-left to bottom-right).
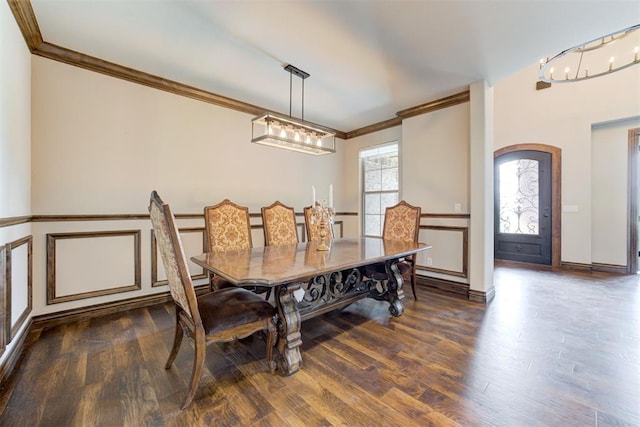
360, 143, 399, 237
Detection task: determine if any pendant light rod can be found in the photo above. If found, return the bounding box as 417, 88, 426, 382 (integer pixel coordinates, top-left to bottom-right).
284, 64, 309, 121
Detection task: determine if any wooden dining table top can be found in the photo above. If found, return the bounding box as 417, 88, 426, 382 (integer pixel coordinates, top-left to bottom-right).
190, 237, 430, 287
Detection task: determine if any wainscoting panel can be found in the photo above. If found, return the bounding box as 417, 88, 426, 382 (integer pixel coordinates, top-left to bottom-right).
416, 225, 468, 278
5, 236, 33, 342
151, 227, 206, 287
47, 230, 141, 304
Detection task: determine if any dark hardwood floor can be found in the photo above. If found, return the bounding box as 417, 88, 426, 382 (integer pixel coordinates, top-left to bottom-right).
1, 266, 639, 426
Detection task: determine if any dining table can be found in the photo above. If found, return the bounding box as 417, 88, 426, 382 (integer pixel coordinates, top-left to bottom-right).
191, 237, 431, 375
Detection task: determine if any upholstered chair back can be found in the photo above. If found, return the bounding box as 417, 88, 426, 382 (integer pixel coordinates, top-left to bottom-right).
261, 201, 299, 246
149, 191, 200, 323
204, 199, 253, 252
383, 201, 421, 243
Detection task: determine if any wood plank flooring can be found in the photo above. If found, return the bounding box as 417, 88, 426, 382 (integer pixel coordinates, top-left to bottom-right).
0, 265, 639, 426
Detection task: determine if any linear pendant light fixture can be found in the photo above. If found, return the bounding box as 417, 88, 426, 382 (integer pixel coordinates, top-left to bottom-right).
251, 64, 336, 155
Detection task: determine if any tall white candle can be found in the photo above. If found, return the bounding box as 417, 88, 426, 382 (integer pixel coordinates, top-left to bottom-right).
312, 186, 316, 206
329, 184, 333, 208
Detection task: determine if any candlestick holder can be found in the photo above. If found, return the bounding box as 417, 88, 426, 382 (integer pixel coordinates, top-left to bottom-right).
310, 201, 335, 251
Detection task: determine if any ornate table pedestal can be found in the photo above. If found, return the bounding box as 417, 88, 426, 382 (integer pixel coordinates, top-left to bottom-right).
191, 238, 430, 376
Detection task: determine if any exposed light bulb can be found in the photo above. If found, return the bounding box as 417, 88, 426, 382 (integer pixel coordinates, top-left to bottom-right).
280, 128, 287, 138
549, 67, 554, 79
609, 56, 614, 70
564, 67, 570, 79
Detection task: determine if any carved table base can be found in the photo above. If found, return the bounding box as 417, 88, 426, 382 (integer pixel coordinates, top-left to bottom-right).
274, 259, 405, 375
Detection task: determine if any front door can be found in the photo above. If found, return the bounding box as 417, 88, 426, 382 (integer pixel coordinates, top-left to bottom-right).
495, 150, 552, 265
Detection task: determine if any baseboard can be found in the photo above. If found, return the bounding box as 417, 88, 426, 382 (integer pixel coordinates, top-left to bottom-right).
417, 275, 469, 299
0, 319, 32, 387
560, 261, 593, 272
560, 261, 629, 274
591, 263, 629, 274
31, 284, 210, 330
469, 287, 495, 304
495, 259, 553, 270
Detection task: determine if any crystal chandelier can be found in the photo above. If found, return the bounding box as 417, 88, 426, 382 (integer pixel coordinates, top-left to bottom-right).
251, 64, 335, 155
539, 24, 640, 83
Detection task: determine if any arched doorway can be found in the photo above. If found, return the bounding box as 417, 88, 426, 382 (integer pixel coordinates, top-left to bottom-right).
494, 144, 561, 268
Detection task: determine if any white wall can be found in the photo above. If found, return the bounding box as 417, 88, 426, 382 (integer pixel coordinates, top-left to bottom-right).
494, 62, 640, 264
32, 57, 344, 215
0, 1, 32, 364
29, 56, 347, 315
1, 2, 31, 219
402, 103, 470, 212
591, 117, 640, 266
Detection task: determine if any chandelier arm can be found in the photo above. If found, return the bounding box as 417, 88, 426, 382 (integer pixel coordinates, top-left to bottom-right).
575, 51, 584, 80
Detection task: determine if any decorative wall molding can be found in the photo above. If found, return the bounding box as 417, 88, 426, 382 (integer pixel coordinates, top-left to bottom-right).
8, 0, 470, 140
46, 230, 142, 304
0, 245, 5, 357
420, 213, 470, 219
151, 227, 206, 287
416, 225, 468, 278
396, 91, 471, 119
22, 212, 355, 222
345, 91, 471, 139
5, 236, 33, 343
0, 216, 31, 228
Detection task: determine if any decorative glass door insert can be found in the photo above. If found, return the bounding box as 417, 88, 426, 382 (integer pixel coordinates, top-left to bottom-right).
498, 159, 539, 235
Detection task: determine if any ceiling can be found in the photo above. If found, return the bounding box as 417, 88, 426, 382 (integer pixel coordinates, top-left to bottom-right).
27, 0, 640, 134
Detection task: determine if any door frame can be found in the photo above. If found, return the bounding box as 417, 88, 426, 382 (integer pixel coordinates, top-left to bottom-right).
494, 144, 561, 268
628, 128, 640, 274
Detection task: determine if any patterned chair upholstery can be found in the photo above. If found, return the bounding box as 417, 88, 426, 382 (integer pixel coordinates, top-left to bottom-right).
204, 199, 252, 290
261, 201, 299, 247
149, 191, 276, 409
382, 200, 422, 299
303, 205, 334, 242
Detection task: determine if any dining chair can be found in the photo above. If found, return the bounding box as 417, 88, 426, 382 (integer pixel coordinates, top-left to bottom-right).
149, 191, 276, 409
303, 204, 334, 242
204, 199, 252, 291
261, 201, 299, 246
382, 200, 422, 300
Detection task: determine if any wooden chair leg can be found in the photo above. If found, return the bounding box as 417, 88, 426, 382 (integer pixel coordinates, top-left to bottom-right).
165, 312, 184, 369
265, 319, 277, 373
411, 267, 418, 300
181, 334, 206, 410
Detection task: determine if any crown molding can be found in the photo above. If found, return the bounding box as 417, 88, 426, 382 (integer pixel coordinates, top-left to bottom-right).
8, 0, 469, 140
